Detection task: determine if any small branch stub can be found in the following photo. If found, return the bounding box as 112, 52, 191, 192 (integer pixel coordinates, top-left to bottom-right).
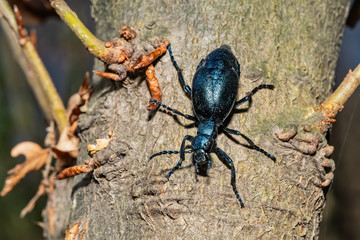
322, 64, 360, 117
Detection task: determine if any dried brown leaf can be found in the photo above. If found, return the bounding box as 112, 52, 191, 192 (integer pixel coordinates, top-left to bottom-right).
146, 64, 162, 111
87, 139, 110, 156
51, 74, 92, 163
129, 39, 169, 71
56, 158, 101, 180
1, 142, 50, 196
67, 73, 92, 134
52, 126, 79, 163
56, 164, 93, 180
87, 130, 114, 156
93, 70, 123, 81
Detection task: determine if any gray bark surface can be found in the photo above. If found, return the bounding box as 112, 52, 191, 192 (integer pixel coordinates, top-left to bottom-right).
45, 1, 349, 239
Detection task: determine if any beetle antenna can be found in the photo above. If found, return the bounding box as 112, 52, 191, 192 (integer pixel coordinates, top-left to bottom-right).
149, 149, 193, 161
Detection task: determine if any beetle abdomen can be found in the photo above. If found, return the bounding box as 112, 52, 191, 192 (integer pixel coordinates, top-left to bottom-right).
192, 46, 240, 123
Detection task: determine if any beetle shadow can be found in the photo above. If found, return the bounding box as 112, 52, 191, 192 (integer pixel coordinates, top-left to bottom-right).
172, 115, 197, 128
159, 163, 193, 176
231, 97, 253, 116
220, 94, 254, 149
222, 130, 254, 151
70, 171, 97, 197
94, 66, 153, 106
147, 108, 157, 121
147, 106, 197, 129
92, 78, 118, 99
194, 161, 210, 177
216, 151, 232, 171
147, 107, 168, 121
94, 73, 143, 103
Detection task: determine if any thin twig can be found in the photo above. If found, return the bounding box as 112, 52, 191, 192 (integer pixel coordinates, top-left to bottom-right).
24, 41, 67, 131
49, 0, 106, 58
0, 0, 67, 132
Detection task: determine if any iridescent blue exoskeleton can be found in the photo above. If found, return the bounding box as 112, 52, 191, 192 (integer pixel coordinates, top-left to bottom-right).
149, 45, 276, 207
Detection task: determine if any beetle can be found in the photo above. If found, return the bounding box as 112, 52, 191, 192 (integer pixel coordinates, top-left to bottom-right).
149, 44, 275, 207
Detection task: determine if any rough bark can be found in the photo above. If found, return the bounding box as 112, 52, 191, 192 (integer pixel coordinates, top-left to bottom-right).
44, 0, 349, 239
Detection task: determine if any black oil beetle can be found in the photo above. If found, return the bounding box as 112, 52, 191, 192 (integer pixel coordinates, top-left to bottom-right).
149, 45, 275, 207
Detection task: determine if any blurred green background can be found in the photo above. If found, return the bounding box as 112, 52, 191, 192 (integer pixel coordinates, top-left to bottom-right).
0, 1, 360, 239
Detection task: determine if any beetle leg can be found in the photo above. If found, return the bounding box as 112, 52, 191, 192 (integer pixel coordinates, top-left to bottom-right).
150, 99, 197, 121
167, 44, 192, 95
166, 135, 194, 179
214, 147, 244, 207
223, 128, 276, 161
234, 84, 274, 107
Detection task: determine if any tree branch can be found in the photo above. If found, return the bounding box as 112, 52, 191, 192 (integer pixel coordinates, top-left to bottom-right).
0, 0, 67, 132
322, 63, 360, 116
49, 0, 106, 58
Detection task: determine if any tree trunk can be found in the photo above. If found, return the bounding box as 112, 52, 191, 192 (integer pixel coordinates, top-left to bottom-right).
44, 0, 349, 239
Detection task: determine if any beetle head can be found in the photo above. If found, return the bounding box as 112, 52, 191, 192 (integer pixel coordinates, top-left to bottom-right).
192, 134, 213, 165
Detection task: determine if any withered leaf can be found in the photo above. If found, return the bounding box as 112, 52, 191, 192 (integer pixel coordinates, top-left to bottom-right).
52, 75, 91, 163
67, 72, 92, 134
51, 126, 79, 163
56, 163, 93, 180
1, 142, 50, 196
87, 130, 114, 156
145, 64, 162, 111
